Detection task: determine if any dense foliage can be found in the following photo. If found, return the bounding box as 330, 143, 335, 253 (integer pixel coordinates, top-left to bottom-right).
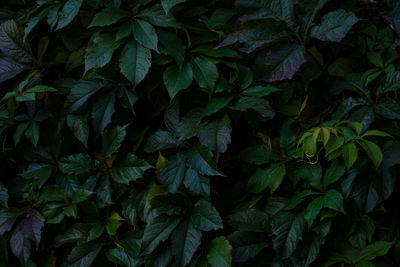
1, 0, 400, 266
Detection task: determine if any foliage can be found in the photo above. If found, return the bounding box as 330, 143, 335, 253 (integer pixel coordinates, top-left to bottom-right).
1, 0, 400, 266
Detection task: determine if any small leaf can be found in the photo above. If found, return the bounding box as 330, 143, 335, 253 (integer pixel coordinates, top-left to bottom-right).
101, 124, 128, 158
66, 79, 104, 112
161, 0, 186, 13
67, 114, 89, 148
67, 242, 103, 266
242, 85, 279, 97
356, 241, 394, 262
91, 91, 116, 135
0, 185, 8, 208
160, 153, 186, 193
198, 114, 231, 157
342, 142, 358, 169
59, 154, 93, 175
110, 153, 152, 184
172, 219, 202, 266
85, 33, 120, 73
72, 189, 94, 204
323, 160, 345, 189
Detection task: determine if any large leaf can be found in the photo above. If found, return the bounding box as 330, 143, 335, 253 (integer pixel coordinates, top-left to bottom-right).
197, 114, 231, 156
310, 9, 359, 42
356, 241, 394, 263
227, 231, 270, 262
89, 7, 129, 27
171, 219, 202, 266
119, 40, 152, 87
110, 153, 152, 184
67, 114, 90, 148
374, 98, 400, 119
262, 42, 306, 81
160, 153, 187, 193
191, 199, 223, 231
59, 154, 93, 175
217, 22, 287, 53
91, 91, 116, 135
207, 236, 232, 267
141, 215, 182, 255
357, 139, 383, 169
228, 209, 269, 232
132, 19, 159, 52
163, 62, 193, 99
190, 57, 218, 92
66, 79, 104, 112
85, 33, 120, 73
101, 124, 128, 158
67, 242, 103, 267
272, 211, 305, 258
0, 57, 26, 83
248, 163, 286, 194
56, 0, 83, 30
0, 20, 33, 63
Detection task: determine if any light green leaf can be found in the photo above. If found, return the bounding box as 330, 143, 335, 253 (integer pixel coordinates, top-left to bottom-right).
119, 40, 152, 87
323, 189, 345, 213
357, 139, 383, 169
25, 85, 57, 93
89, 7, 129, 27
342, 142, 358, 169
207, 236, 232, 267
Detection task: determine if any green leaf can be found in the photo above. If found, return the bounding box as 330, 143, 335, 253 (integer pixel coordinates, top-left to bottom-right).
367, 52, 384, 68
89, 7, 129, 27
0, 57, 27, 83
87, 223, 105, 242
158, 30, 186, 68
374, 98, 400, 119
183, 168, 210, 196
272, 211, 305, 258
248, 164, 286, 194
263, 42, 306, 81
242, 85, 279, 97
91, 91, 116, 135
106, 247, 138, 266
141, 215, 182, 255
66, 79, 104, 112
227, 231, 270, 262
207, 236, 232, 267
119, 40, 152, 87
0, 20, 33, 62
323, 189, 345, 213
110, 153, 152, 184
101, 124, 128, 158
160, 153, 186, 193
323, 160, 345, 189
304, 196, 324, 227
191, 57, 218, 92
161, 0, 186, 13
150, 193, 191, 216
203, 95, 233, 116
106, 212, 123, 236
67, 114, 89, 148
198, 114, 231, 156
67, 242, 103, 267
25, 121, 39, 146
163, 62, 193, 99
192, 199, 223, 231
59, 154, 93, 175
342, 142, 358, 169
228, 209, 269, 232
144, 130, 178, 152
311, 9, 359, 42
85, 33, 120, 73
357, 139, 383, 169
0, 185, 8, 208
132, 19, 159, 52
172, 219, 202, 266
356, 241, 394, 263
72, 189, 94, 204
25, 85, 57, 93
361, 130, 392, 138
56, 0, 83, 30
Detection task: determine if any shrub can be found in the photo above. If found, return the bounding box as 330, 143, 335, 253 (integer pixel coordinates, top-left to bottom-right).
1, 0, 400, 266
